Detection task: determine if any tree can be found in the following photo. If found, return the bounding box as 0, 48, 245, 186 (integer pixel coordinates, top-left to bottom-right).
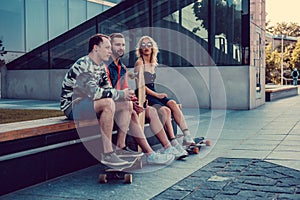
266, 22, 300, 37
0, 39, 7, 67
291, 39, 300, 70
266, 43, 281, 84
266, 22, 300, 84
283, 43, 296, 76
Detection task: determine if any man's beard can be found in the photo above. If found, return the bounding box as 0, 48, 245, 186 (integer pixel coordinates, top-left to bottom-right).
113, 50, 124, 58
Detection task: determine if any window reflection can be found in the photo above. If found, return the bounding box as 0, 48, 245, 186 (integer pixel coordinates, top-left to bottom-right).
153, 0, 244, 66
26, 0, 47, 51
69, 0, 87, 29
6, 0, 251, 70
49, 0, 68, 40
0, 0, 25, 52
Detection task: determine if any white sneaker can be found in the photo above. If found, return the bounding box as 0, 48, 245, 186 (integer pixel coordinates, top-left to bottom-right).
183, 135, 195, 146
147, 152, 175, 165
163, 146, 187, 160
173, 143, 189, 157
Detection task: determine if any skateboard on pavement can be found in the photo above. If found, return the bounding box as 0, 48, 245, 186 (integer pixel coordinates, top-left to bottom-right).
183, 137, 211, 154
98, 156, 142, 184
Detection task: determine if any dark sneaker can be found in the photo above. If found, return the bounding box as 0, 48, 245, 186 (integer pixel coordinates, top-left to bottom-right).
116, 146, 144, 158
101, 152, 129, 166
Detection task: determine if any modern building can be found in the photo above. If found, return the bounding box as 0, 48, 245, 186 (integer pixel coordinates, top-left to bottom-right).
265, 33, 298, 51
0, 0, 266, 110
0, 0, 120, 63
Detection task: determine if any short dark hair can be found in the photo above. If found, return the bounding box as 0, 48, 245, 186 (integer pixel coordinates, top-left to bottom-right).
109, 33, 125, 43
88, 33, 110, 53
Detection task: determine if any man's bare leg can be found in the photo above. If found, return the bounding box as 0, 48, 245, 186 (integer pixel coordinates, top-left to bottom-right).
114, 101, 132, 149
129, 111, 154, 155
94, 98, 130, 166
94, 98, 115, 153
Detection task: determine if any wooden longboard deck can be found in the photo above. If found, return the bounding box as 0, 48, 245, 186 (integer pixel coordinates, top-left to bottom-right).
99, 157, 142, 184
137, 66, 146, 129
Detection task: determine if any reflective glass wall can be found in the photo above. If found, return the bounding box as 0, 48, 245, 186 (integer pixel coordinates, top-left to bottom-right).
6, 0, 251, 70
152, 0, 247, 67
0, 0, 118, 61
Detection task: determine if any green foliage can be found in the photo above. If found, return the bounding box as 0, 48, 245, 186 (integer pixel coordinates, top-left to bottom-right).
267, 22, 300, 37
0, 39, 7, 66
291, 39, 300, 69
266, 43, 281, 84
266, 22, 300, 84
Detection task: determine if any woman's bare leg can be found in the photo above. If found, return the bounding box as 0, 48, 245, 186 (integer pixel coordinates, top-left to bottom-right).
145, 106, 171, 149
166, 100, 194, 145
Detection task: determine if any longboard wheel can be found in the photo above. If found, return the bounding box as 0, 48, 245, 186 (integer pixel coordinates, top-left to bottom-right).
193, 147, 199, 154
136, 158, 143, 169
99, 174, 107, 183
124, 174, 132, 184
206, 140, 212, 146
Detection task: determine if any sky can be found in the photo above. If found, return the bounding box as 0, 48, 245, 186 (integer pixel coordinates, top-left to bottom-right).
266, 0, 300, 25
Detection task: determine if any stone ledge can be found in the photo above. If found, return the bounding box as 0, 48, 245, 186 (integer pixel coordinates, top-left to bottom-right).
265, 85, 298, 101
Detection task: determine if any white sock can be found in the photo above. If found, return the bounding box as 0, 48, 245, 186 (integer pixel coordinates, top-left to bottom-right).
170, 139, 179, 146
183, 129, 191, 136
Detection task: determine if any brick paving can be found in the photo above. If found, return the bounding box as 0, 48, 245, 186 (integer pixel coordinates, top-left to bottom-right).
152, 157, 300, 200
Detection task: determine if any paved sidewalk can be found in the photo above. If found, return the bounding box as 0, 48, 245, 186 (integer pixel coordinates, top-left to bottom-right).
0, 94, 300, 199
153, 158, 300, 199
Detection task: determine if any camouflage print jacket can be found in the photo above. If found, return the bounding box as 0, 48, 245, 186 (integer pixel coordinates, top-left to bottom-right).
60, 55, 124, 116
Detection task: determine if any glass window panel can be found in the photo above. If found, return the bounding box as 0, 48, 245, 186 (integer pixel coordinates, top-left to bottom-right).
106, 0, 121, 3
181, 1, 209, 66
212, 0, 243, 65
0, 0, 25, 52
26, 0, 48, 51
7, 0, 249, 70
152, 0, 178, 66
153, 0, 210, 67
69, 0, 87, 29
103, 0, 151, 67
87, 1, 104, 19
183, 3, 208, 42
50, 23, 96, 69
49, 0, 68, 40
103, 5, 110, 12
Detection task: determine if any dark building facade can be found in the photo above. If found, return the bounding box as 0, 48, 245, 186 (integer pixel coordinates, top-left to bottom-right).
1, 0, 265, 109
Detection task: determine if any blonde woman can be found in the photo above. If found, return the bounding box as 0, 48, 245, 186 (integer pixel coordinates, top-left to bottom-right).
134, 35, 195, 156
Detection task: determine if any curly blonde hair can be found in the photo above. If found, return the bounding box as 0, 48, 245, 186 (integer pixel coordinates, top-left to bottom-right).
135, 36, 159, 67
